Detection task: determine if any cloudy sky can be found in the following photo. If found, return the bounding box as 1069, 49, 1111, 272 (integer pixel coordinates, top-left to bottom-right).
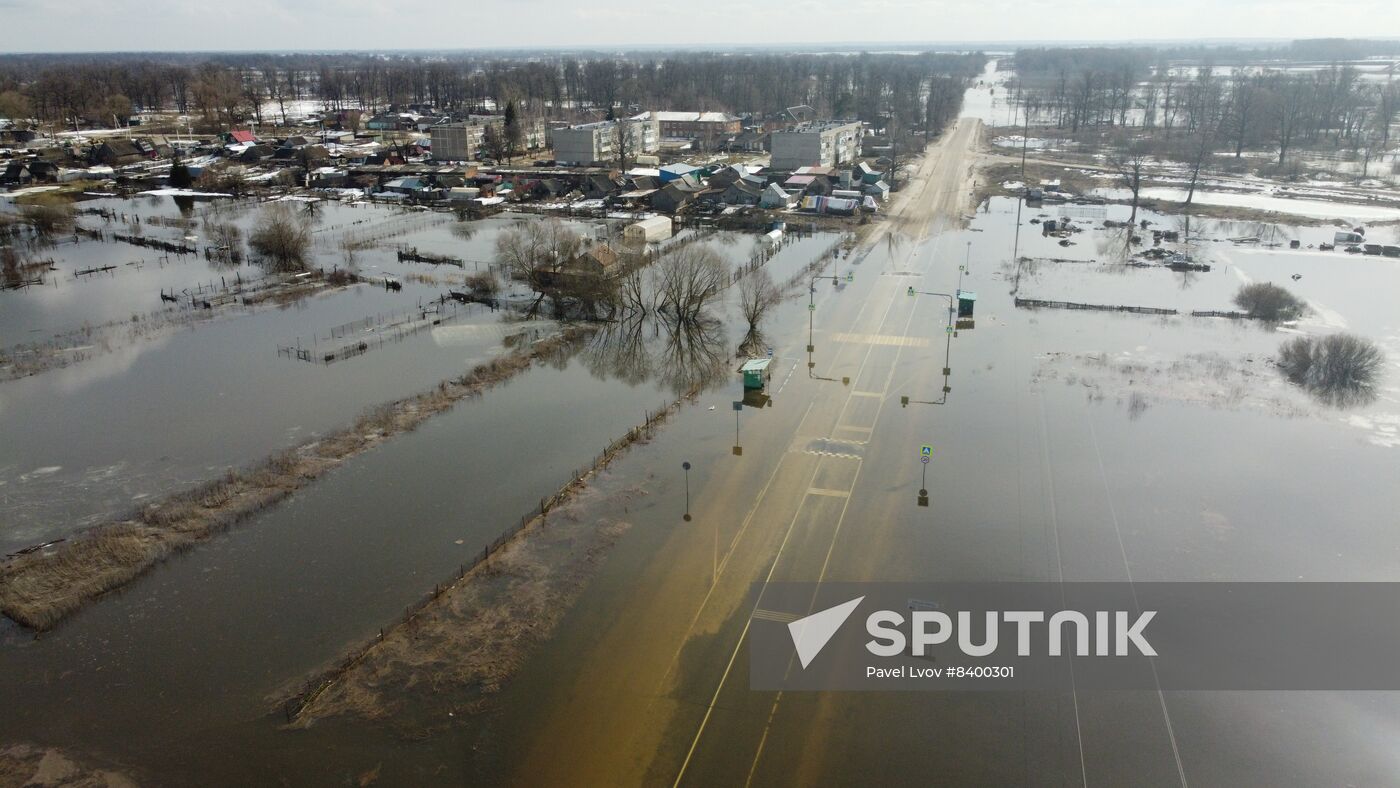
5, 0, 1400, 52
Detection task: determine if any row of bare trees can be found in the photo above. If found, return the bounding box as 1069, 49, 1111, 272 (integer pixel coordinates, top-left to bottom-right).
1013, 49, 1400, 176
1, 50, 984, 133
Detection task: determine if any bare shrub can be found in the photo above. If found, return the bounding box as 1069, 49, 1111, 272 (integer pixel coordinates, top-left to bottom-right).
465, 271, 498, 296
249, 203, 313, 272
20, 195, 74, 237
1234, 282, 1306, 321
197, 164, 249, 196
1277, 333, 1385, 406
324, 268, 358, 286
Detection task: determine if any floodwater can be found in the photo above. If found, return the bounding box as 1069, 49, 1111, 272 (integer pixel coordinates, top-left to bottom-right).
0, 212, 841, 780
0, 199, 765, 550
4, 174, 1400, 783
1093, 185, 1400, 222
458, 196, 1400, 787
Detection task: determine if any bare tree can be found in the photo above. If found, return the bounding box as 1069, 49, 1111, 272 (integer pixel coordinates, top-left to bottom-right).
1225, 73, 1263, 159
656, 245, 728, 324
494, 218, 583, 316
1181, 79, 1223, 210
614, 119, 632, 173
1107, 136, 1152, 225
1269, 75, 1311, 167
738, 268, 782, 332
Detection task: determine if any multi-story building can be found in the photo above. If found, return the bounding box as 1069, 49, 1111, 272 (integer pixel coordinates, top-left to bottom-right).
634, 111, 742, 143
431, 115, 546, 161
551, 117, 659, 166
769, 120, 863, 171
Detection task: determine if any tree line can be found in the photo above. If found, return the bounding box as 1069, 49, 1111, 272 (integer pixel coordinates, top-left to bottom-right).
1011, 47, 1400, 173
0, 50, 985, 133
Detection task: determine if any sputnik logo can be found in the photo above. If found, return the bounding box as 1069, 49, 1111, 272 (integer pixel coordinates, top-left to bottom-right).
788, 596, 864, 669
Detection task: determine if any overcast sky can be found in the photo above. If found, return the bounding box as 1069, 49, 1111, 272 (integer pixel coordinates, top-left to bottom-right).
5, 0, 1400, 53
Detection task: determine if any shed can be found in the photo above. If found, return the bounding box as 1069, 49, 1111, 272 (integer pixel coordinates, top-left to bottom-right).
760, 183, 797, 209
623, 216, 673, 244
739, 358, 772, 390
956, 289, 977, 318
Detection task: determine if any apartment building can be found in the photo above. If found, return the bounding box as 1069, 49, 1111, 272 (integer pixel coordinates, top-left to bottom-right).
768, 120, 862, 171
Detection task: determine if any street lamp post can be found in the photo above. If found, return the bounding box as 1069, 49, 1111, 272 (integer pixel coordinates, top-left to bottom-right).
682, 461, 692, 522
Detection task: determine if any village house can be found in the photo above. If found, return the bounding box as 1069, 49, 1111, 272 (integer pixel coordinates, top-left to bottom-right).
92, 138, 155, 167
721, 178, 764, 206
649, 176, 705, 213
568, 242, 622, 278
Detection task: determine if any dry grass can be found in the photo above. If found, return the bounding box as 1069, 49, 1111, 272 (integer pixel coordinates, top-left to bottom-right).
0, 327, 593, 631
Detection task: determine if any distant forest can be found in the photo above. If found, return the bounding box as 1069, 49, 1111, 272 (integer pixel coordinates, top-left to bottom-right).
0, 51, 986, 134
1009, 40, 1400, 174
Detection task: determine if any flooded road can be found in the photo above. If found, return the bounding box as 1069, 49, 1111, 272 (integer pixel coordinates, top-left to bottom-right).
475, 134, 1400, 786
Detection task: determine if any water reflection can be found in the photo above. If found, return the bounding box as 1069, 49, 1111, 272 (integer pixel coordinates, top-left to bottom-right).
582, 311, 731, 396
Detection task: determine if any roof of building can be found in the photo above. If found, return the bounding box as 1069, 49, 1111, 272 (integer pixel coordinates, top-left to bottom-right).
646, 111, 742, 123
776, 120, 861, 134
229, 130, 256, 144
725, 180, 763, 198
582, 243, 619, 270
